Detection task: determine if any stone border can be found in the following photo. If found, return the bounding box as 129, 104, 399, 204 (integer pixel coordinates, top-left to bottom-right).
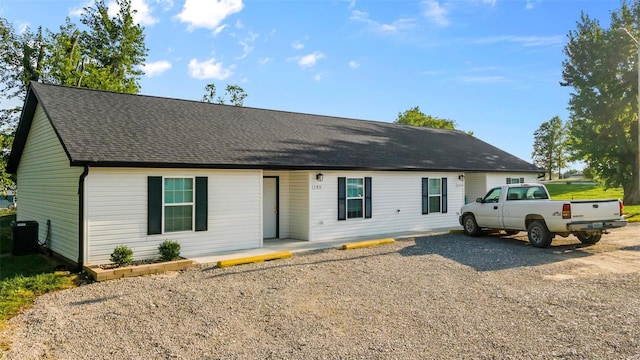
84, 258, 195, 282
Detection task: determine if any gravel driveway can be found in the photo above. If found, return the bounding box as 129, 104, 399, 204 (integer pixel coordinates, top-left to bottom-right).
2, 224, 640, 359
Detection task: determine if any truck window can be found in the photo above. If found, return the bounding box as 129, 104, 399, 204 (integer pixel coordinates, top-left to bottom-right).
483, 188, 501, 203
506, 189, 523, 201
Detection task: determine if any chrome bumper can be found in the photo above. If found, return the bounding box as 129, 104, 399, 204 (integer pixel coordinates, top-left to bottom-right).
566, 220, 628, 232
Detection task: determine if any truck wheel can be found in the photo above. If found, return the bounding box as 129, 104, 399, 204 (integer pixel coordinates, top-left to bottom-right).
576, 232, 602, 245
527, 221, 552, 248
463, 214, 481, 237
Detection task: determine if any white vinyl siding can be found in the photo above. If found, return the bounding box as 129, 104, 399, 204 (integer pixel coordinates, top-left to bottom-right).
289, 171, 310, 240
16, 105, 83, 262
464, 173, 487, 205
466, 173, 539, 204
85, 168, 261, 264
486, 173, 538, 189
309, 171, 463, 241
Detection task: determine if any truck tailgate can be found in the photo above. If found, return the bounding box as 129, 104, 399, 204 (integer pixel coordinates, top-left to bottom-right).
570, 200, 621, 221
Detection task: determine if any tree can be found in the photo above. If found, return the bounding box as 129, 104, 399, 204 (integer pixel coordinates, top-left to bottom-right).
74, 0, 147, 93
0, 0, 148, 194
394, 106, 473, 135
394, 106, 456, 129
532, 116, 569, 180
561, 0, 640, 204
0, 19, 46, 194
202, 83, 248, 106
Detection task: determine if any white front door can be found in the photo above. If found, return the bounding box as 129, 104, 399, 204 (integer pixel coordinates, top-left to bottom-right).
263, 177, 278, 238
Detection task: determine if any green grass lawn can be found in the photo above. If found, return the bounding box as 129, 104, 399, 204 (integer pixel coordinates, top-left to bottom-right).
0, 222, 76, 337
0, 254, 75, 333
545, 183, 639, 222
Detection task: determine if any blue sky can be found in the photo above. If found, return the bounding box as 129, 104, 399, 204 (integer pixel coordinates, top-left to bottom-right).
0, 0, 621, 166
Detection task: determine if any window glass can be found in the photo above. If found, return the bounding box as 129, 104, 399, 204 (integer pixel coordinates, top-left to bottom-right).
347, 199, 363, 218
347, 178, 364, 197
483, 188, 502, 202
164, 178, 194, 232
428, 178, 442, 213
346, 178, 364, 219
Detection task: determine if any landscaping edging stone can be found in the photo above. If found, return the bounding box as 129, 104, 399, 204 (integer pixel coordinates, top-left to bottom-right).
84, 258, 195, 282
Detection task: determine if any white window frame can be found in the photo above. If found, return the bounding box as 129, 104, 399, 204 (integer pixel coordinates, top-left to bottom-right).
162, 176, 195, 233
346, 177, 364, 219
428, 177, 442, 213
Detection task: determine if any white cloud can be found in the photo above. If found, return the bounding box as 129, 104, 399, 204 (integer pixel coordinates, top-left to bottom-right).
350, 10, 415, 33
214, 24, 227, 36
313, 72, 328, 81
348, 60, 360, 69
525, 0, 540, 9
69, 0, 93, 17
237, 32, 258, 60
258, 57, 273, 65
292, 41, 305, 50
157, 0, 174, 11
457, 75, 508, 83
297, 51, 325, 68
16, 21, 30, 34
187, 58, 233, 80
177, 0, 244, 30
107, 0, 158, 26
71, 0, 158, 25
476, 35, 564, 47
235, 20, 244, 29
421, 0, 449, 27
141, 60, 172, 77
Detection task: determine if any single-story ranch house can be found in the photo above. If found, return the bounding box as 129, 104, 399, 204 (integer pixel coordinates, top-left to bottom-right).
8, 82, 541, 267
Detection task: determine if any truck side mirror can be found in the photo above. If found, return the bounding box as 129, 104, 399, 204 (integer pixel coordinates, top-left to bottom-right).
476, 198, 483, 203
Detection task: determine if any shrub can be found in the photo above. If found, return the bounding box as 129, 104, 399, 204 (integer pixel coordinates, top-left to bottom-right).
110, 245, 133, 267
158, 240, 181, 261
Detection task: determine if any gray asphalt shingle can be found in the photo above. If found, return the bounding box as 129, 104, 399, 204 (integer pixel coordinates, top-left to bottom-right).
8, 82, 540, 173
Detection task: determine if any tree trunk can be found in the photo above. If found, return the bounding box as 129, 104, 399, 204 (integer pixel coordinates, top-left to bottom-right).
623, 177, 640, 205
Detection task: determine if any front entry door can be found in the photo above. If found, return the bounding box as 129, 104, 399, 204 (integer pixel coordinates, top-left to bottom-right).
263, 177, 278, 238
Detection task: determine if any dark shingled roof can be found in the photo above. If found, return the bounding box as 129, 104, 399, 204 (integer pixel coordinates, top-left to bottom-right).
8, 82, 541, 173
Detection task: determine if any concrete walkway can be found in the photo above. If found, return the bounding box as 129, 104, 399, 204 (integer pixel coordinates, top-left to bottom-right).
190, 228, 458, 265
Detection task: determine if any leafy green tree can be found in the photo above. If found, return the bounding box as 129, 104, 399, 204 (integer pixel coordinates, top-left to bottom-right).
0, 19, 46, 194
76, 0, 147, 93
394, 106, 473, 135
202, 83, 248, 106
532, 116, 569, 180
394, 106, 456, 129
561, 0, 640, 204
0, 0, 148, 194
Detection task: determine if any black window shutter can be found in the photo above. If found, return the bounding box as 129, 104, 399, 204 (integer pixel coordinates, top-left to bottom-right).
520, 177, 525, 183
338, 177, 346, 221
364, 177, 372, 219
422, 178, 429, 214
195, 177, 208, 231
441, 178, 448, 214
148, 176, 162, 235
506, 177, 512, 184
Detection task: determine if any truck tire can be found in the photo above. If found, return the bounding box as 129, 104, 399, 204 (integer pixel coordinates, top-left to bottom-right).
527, 221, 552, 248
576, 232, 602, 245
462, 214, 481, 237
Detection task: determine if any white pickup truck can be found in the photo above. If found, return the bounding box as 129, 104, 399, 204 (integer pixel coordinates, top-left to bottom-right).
459, 183, 627, 248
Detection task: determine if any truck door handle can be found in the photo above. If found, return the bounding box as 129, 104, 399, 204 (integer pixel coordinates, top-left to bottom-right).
493, 206, 498, 210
